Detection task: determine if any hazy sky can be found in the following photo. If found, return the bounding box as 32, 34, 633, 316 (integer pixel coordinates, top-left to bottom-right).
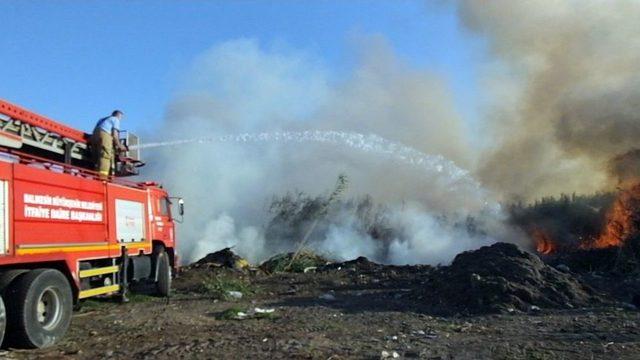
0, 1, 483, 135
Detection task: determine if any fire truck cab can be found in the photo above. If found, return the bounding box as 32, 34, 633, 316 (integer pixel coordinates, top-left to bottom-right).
0, 100, 181, 348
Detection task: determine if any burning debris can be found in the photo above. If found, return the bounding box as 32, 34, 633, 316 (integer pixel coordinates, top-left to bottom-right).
508, 192, 615, 253
414, 243, 600, 315
510, 179, 640, 267
506, 186, 640, 304
593, 182, 640, 249
532, 228, 557, 255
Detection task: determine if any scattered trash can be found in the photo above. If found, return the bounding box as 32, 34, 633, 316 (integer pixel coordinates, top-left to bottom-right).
218, 307, 277, 320
380, 350, 400, 359
453, 323, 473, 333
254, 307, 275, 314
236, 311, 248, 319
321, 256, 383, 272
282, 287, 297, 295
196, 274, 252, 300
226, 291, 243, 300
319, 292, 336, 301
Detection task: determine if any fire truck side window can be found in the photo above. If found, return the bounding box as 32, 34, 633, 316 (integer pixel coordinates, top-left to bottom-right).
159, 197, 171, 217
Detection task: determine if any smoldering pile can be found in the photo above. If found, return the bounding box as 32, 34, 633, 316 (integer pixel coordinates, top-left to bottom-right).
264, 191, 397, 258
180, 242, 611, 315
263, 188, 500, 265
412, 243, 601, 315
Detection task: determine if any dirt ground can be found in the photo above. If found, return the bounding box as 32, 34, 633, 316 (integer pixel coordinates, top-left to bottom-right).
4, 252, 640, 360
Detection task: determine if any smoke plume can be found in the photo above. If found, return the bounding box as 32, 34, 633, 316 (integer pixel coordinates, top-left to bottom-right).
147, 1, 640, 264
457, 0, 640, 200
146, 38, 514, 265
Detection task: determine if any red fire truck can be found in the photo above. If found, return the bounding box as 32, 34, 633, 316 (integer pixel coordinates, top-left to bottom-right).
0, 99, 181, 348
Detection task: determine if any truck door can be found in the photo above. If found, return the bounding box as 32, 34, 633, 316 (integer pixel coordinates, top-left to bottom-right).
151, 193, 174, 246
115, 199, 146, 244
0, 161, 11, 256
107, 183, 149, 256
0, 175, 8, 256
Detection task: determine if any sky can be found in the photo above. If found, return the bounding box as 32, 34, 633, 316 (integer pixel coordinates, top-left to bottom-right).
0, 0, 483, 136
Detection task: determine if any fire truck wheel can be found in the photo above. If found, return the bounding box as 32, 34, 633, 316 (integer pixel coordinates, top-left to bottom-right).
5, 269, 73, 349
156, 250, 172, 297
0, 296, 5, 347
0, 269, 29, 294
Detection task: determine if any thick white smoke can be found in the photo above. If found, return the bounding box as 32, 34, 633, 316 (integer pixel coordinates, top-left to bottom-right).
145, 38, 517, 265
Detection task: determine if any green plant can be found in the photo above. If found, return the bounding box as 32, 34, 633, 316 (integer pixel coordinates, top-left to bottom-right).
200, 275, 253, 300
261, 250, 327, 273
128, 293, 156, 303
218, 306, 246, 320
254, 311, 275, 319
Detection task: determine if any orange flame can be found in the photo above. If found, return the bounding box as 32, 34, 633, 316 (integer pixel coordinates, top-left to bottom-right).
532, 228, 557, 255
528, 182, 640, 254
591, 182, 640, 249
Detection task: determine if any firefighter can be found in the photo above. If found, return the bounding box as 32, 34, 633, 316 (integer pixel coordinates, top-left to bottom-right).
91, 110, 126, 178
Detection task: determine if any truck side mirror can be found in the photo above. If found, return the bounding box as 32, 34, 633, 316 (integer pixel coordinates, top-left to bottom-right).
178, 198, 184, 216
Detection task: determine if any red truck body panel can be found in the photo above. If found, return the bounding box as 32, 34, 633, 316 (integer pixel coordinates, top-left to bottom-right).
0, 100, 176, 296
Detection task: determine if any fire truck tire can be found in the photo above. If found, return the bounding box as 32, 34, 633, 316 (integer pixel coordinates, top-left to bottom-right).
156, 250, 171, 297
0, 296, 5, 347
5, 269, 73, 349
0, 269, 29, 294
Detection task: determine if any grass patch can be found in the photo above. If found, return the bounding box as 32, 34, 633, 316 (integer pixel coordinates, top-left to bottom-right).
128, 293, 156, 303
218, 306, 246, 320
261, 250, 328, 273
79, 299, 111, 311
523, 348, 555, 360
254, 311, 275, 319
200, 274, 253, 300
78, 293, 154, 311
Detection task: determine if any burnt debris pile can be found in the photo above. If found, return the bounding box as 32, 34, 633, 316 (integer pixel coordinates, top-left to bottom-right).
546, 238, 640, 274
414, 243, 600, 314
193, 247, 250, 270
320, 256, 385, 273
181, 243, 629, 315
